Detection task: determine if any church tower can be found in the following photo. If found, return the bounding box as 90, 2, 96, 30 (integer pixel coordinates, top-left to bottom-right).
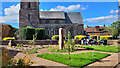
19, 0, 39, 39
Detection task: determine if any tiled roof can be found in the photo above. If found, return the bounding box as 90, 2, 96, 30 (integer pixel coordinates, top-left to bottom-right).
65, 12, 83, 24
39, 11, 84, 24
39, 11, 65, 19
84, 26, 106, 33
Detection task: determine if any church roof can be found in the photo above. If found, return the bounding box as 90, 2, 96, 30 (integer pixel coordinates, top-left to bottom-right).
39, 11, 83, 24
65, 12, 83, 24
39, 11, 65, 19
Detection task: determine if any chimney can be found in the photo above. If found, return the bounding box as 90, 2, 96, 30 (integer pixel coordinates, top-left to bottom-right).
87, 25, 89, 28
104, 24, 105, 27
95, 26, 100, 31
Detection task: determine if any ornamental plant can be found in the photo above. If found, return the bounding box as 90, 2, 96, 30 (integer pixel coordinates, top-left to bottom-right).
74, 35, 86, 40
3, 37, 15, 40
21, 26, 50, 40
100, 35, 112, 40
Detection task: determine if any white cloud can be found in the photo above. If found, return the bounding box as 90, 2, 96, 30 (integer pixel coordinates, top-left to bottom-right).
49, 4, 88, 11
84, 15, 118, 23
0, 4, 20, 23
110, 9, 119, 14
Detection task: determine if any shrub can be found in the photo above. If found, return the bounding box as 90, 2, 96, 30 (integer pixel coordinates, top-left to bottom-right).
16, 44, 20, 47
90, 35, 97, 39
21, 26, 50, 40
21, 26, 35, 40
51, 35, 65, 40
51, 35, 59, 40
35, 28, 45, 40
74, 35, 86, 40
100, 35, 112, 40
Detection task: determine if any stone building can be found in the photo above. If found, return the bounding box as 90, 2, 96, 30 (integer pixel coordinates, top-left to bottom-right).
19, 0, 84, 39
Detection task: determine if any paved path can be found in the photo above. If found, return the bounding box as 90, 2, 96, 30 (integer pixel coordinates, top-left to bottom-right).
13, 48, 119, 68
14, 48, 68, 67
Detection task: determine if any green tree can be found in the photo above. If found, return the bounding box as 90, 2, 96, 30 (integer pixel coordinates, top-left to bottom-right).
67, 31, 71, 60
29, 35, 36, 48
105, 21, 120, 39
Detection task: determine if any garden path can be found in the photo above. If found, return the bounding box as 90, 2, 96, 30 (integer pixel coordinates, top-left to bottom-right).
14, 48, 71, 67
13, 47, 119, 68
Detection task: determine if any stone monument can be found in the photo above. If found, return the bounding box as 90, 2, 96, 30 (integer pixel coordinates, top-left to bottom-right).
59, 28, 64, 50
8, 40, 12, 48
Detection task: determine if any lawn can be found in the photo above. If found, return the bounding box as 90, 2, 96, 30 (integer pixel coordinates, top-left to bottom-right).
37, 52, 110, 68
75, 45, 120, 53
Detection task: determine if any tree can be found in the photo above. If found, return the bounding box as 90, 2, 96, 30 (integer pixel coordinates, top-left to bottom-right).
29, 35, 36, 48
67, 31, 71, 60
105, 21, 120, 39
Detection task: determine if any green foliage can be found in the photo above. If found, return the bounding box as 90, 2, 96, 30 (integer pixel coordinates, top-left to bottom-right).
21, 26, 50, 40
75, 45, 120, 53
29, 35, 36, 45
90, 35, 97, 39
35, 28, 50, 40
51, 35, 65, 40
49, 31, 76, 53
51, 35, 59, 40
21, 26, 35, 40
17, 59, 24, 66
2, 48, 33, 67
16, 30, 19, 35
37, 52, 110, 67
16, 44, 24, 47
105, 21, 120, 39
48, 45, 77, 53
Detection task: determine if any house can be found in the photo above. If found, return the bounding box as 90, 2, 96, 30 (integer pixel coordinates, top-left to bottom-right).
19, 0, 84, 39
84, 24, 110, 36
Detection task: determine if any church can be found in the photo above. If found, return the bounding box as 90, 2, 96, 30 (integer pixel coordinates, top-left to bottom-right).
19, 0, 84, 39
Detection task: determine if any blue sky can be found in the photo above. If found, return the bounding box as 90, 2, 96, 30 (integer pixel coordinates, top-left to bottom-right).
0, 2, 119, 28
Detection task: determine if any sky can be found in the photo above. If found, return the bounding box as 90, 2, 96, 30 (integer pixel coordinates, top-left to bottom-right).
0, 1, 119, 28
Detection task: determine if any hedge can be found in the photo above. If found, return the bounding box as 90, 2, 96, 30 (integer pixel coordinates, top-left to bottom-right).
21, 26, 50, 40
74, 35, 86, 40
21, 26, 35, 40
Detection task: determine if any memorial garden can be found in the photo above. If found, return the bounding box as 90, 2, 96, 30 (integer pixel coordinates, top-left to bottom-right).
0, 25, 120, 68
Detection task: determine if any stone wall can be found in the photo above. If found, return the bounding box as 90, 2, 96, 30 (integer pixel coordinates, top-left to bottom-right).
107, 40, 119, 45
1, 40, 80, 45
37, 24, 84, 38
40, 19, 65, 24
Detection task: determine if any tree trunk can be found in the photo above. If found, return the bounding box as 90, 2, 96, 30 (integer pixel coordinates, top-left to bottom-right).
68, 46, 70, 60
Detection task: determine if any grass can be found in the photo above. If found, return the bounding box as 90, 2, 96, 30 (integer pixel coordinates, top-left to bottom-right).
75, 45, 120, 53
37, 52, 110, 68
